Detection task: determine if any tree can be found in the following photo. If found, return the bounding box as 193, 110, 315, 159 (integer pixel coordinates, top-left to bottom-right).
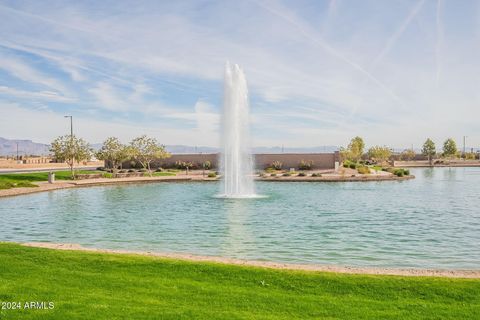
401, 149, 416, 161
95, 137, 129, 175
50, 135, 91, 179
129, 135, 170, 176
367, 146, 392, 163
342, 136, 365, 162
421, 138, 436, 166
443, 138, 457, 158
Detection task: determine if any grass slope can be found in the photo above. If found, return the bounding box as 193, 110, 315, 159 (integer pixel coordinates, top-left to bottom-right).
0, 243, 478, 319
0, 171, 176, 189
0, 171, 101, 182
0, 171, 100, 190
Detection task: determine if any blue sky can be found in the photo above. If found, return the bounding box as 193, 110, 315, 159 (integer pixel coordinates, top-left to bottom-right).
0, 0, 479, 149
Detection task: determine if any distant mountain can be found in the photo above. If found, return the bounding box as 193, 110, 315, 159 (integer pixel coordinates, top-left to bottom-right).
164, 145, 339, 154
0, 138, 341, 156
165, 145, 220, 154
0, 137, 49, 156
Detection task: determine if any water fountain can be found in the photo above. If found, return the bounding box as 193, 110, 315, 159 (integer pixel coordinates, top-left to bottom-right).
219, 62, 257, 198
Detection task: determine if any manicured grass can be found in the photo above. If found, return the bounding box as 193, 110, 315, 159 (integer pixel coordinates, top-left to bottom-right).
0, 180, 38, 190
0, 243, 478, 319
0, 170, 101, 182
0, 171, 102, 189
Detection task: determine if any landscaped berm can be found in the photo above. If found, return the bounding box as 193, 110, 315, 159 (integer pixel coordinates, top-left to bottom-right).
0, 243, 478, 319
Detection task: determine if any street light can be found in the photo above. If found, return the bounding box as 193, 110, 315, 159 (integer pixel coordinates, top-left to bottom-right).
64, 115, 73, 138
64, 115, 74, 176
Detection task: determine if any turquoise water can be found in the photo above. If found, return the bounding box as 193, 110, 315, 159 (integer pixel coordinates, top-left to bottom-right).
1, 167, 479, 269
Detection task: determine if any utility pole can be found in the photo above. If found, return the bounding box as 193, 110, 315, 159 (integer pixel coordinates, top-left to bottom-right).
16, 142, 19, 161
64, 115, 74, 176
463, 136, 467, 159
64, 115, 73, 138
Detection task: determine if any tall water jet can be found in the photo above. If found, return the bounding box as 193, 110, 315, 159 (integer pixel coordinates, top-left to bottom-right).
220, 62, 256, 198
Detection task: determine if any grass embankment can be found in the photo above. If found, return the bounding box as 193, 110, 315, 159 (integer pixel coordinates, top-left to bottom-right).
0, 171, 100, 190
0, 243, 478, 319
0, 170, 177, 189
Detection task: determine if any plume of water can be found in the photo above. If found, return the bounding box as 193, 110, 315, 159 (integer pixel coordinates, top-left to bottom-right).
219, 62, 256, 198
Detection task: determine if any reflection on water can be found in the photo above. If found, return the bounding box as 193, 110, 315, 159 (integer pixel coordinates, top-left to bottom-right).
221, 200, 254, 257
422, 167, 434, 179
1, 168, 479, 269
443, 167, 457, 180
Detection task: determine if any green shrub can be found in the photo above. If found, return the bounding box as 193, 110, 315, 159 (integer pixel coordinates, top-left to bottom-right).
311, 173, 321, 177
298, 160, 313, 170
357, 166, 370, 174
465, 152, 476, 160
0, 181, 15, 189
282, 173, 291, 177
202, 161, 212, 170
298, 172, 306, 177
393, 169, 404, 177
265, 167, 275, 173
175, 161, 193, 170
388, 168, 409, 177
128, 169, 136, 173
349, 163, 357, 169
155, 168, 164, 172
343, 163, 349, 168
102, 172, 113, 178
271, 160, 283, 170
15, 181, 37, 188
270, 173, 277, 177
259, 173, 266, 178
207, 172, 216, 178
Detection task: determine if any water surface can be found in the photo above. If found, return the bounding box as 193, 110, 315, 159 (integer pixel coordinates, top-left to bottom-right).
1, 167, 479, 269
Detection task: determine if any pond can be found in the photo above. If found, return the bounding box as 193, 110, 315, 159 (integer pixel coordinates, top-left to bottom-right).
1, 167, 479, 269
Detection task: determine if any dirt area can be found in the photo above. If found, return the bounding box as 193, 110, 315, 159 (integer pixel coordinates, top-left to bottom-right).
0, 160, 103, 171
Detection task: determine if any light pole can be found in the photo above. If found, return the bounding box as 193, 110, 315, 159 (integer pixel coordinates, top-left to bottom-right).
64, 115, 74, 177
64, 115, 73, 138
463, 136, 467, 159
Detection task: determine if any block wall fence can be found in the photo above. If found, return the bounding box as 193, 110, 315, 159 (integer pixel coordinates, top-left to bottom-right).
122, 152, 340, 170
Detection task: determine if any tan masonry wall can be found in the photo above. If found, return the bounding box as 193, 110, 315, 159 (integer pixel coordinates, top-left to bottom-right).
123, 152, 339, 170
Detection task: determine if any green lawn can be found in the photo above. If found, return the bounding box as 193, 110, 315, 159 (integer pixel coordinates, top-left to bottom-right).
0, 171, 101, 189
0, 170, 177, 189
0, 170, 101, 182
0, 243, 478, 319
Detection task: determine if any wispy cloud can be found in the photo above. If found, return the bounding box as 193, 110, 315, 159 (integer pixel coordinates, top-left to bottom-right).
0, 0, 478, 148
369, 0, 426, 69
435, 0, 444, 86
